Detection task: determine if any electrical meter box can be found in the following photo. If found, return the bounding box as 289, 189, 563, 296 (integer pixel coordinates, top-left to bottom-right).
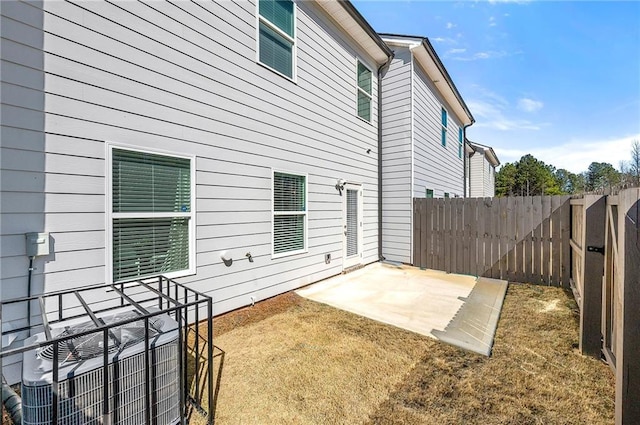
25, 233, 50, 257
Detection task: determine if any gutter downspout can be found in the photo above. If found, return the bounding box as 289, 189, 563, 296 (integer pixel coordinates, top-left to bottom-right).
378, 53, 394, 262
462, 122, 474, 198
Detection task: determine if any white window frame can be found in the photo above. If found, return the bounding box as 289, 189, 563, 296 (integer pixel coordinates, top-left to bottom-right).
271, 169, 308, 258
106, 143, 196, 283
256, 0, 297, 82
356, 59, 373, 123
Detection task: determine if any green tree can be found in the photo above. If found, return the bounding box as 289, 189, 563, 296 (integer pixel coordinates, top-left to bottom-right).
495, 162, 518, 196
630, 140, 640, 185
495, 154, 562, 196
554, 168, 584, 194
585, 162, 620, 191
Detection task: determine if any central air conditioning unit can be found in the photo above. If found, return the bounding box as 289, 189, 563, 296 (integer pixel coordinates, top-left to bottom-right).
21, 309, 181, 425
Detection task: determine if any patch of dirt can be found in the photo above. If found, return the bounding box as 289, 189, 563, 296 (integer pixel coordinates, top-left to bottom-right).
205, 291, 304, 337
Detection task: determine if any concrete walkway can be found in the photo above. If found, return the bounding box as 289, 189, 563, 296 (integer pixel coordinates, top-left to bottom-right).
296, 262, 508, 356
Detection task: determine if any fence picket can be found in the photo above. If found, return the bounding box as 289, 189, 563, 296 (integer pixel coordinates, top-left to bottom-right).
541, 196, 551, 285
531, 196, 543, 284
499, 197, 508, 280
551, 196, 562, 285
506, 197, 516, 282
444, 197, 452, 273
560, 196, 571, 287
490, 198, 501, 278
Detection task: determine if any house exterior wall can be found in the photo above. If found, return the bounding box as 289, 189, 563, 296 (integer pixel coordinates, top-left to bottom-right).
380, 48, 412, 264
1, 0, 382, 378
412, 61, 464, 199
469, 153, 496, 197
380, 44, 465, 264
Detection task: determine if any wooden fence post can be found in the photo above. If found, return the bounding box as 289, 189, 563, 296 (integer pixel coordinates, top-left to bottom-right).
616, 189, 640, 425
580, 195, 606, 357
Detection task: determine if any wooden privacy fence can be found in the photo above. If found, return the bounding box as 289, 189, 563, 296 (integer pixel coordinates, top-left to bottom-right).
569, 189, 640, 425
413, 195, 571, 286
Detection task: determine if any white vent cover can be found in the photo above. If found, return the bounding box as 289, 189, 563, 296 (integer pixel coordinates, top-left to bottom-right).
21, 309, 180, 425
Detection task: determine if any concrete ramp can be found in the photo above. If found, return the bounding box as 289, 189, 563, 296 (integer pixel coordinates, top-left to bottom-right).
296, 263, 508, 356
431, 277, 508, 356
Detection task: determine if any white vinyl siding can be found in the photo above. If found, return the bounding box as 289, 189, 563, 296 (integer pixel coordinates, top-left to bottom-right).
357, 60, 373, 122
381, 43, 465, 264
272, 171, 307, 257
258, 0, 296, 79
469, 153, 496, 198
1, 0, 383, 382
380, 48, 413, 263
109, 146, 195, 282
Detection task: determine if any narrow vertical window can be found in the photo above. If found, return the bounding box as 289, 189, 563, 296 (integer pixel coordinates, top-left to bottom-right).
357, 61, 373, 122
111, 148, 194, 281
441, 107, 448, 147
258, 0, 295, 79
458, 127, 463, 158
273, 171, 307, 256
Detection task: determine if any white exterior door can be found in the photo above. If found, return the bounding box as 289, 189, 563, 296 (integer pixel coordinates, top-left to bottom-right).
343, 183, 363, 270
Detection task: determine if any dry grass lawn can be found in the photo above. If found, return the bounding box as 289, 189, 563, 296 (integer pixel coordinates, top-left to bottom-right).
186, 284, 614, 425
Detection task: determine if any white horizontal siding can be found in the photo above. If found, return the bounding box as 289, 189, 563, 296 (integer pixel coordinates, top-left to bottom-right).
381, 48, 412, 263
1, 0, 383, 377
412, 60, 464, 199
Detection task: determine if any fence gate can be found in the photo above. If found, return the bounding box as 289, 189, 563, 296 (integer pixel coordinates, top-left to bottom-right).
601, 190, 640, 424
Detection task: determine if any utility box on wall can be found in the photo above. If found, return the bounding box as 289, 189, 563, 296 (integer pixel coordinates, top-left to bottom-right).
25, 233, 50, 257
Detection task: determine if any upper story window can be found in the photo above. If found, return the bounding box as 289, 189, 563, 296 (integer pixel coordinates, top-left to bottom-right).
273, 170, 307, 257
258, 0, 296, 79
441, 107, 448, 147
458, 127, 463, 158
110, 147, 195, 282
357, 61, 373, 122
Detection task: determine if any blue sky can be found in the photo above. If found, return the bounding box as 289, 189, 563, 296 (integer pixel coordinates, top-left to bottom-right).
352, 0, 640, 173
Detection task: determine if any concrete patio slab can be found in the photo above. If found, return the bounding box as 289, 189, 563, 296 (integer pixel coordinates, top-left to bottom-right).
296, 262, 508, 356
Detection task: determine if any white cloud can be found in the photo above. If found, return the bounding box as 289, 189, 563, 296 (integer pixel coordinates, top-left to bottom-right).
488, 0, 531, 4
517, 98, 544, 113
489, 16, 497, 27
451, 50, 508, 61
495, 134, 640, 173
431, 37, 457, 44
468, 99, 545, 131
446, 22, 456, 29
466, 87, 547, 132
447, 48, 467, 54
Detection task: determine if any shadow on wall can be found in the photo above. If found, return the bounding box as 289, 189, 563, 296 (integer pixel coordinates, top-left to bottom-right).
1, 0, 47, 384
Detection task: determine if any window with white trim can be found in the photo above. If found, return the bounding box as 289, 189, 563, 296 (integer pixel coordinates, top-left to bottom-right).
258, 0, 295, 79
273, 171, 307, 256
110, 147, 194, 282
357, 60, 373, 122
458, 127, 463, 158
426, 188, 434, 198
441, 107, 448, 147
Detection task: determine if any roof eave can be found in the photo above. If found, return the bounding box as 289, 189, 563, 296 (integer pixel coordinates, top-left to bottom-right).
315, 1, 393, 66
381, 34, 474, 126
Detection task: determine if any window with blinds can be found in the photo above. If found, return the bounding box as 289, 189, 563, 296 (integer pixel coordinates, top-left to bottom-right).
258, 0, 295, 79
346, 189, 359, 257
111, 148, 193, 282
357, 61, 373, 122
273, 171, 307, 256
